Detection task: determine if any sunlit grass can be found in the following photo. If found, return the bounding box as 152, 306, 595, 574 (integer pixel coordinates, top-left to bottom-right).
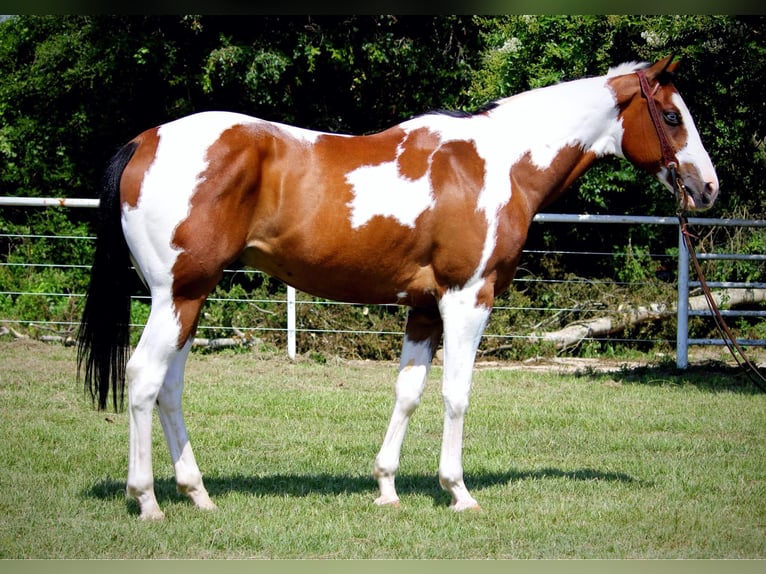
0, 339, 764, 558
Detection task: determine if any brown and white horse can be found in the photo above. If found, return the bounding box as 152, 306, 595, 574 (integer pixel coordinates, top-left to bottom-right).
78, 56, 718, 519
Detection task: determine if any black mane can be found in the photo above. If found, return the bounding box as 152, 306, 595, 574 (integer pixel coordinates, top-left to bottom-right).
426, 101, 500, 118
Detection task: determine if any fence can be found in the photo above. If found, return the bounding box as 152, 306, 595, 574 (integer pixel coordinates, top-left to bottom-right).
2, 197, 765, 367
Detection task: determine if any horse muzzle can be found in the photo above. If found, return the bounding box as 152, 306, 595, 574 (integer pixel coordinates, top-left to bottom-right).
682, 177, 719, 212
669, 166, 719, 212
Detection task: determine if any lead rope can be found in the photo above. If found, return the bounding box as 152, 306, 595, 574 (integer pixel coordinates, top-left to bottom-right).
672, 169, 766, 392
636, 68, 766, 391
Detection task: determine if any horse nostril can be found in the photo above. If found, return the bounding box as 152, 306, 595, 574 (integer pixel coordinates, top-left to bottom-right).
700, 181, 718, 206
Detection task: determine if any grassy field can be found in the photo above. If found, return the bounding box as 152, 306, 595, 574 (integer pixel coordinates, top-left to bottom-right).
0, 338, 764, 559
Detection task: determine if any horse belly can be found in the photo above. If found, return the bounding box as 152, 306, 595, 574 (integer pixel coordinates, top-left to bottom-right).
241, 225, 438, 307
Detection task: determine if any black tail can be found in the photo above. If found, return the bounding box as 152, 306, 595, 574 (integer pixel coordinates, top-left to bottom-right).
77, 142, 138, 411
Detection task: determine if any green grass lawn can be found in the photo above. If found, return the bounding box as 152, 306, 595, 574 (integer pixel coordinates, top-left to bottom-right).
0, 339, 764, 558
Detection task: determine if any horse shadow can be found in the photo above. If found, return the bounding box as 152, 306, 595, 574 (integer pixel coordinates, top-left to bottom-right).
577, 359, 765, 394
86, 466, 642, 515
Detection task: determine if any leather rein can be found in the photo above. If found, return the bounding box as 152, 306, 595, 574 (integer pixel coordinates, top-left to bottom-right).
636, 69, 766, 391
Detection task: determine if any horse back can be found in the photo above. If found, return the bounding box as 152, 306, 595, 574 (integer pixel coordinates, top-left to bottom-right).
119, 111, 512, 307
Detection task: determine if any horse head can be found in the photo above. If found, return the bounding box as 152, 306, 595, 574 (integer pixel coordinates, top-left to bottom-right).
611, 55, 719, 211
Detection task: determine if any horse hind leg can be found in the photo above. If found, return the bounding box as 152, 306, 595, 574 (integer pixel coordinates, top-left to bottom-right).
126, 290, 212, 520
156, 337, 217, 512
374, 306, 443, 507
125, 296, 180, 520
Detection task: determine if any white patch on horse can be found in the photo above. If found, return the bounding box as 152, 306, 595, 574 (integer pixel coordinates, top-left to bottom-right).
345, 129, 437, 229
122, 112, 251, 311
466, 76, 625, 283
671, 92, 718, 187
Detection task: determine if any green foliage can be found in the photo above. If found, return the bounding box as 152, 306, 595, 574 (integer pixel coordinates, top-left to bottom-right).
0, 210, 93, 335
1, 15, 764, 358
194, 15, 481, 132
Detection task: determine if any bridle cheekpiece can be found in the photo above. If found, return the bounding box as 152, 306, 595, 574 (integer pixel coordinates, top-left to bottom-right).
635, 68, 688, 212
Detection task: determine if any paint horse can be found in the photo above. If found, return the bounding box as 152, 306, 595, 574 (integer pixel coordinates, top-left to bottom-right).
78, 56, 719, 520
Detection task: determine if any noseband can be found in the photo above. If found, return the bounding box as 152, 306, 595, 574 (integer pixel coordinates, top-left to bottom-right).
635, 69, 687, 209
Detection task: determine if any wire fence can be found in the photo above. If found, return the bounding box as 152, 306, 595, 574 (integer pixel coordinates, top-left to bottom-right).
2, 199, 765, 365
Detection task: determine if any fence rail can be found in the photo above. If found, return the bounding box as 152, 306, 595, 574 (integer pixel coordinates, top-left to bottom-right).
2, 197, 765, 367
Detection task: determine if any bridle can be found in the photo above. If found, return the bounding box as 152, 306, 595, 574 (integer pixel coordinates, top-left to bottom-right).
635, 67, 766, 391
635, 69, 687, 211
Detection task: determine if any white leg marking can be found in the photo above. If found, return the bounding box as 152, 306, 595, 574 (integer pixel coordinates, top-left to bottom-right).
156, 339, 216, 512
374, 316, 439, 506
125, 295, 183, 521
437, 284, 491, 511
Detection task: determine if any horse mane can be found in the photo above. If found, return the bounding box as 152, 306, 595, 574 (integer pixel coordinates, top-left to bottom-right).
606, 60, 677, 84
426, 101, 500, 119
428, 64, 655, 120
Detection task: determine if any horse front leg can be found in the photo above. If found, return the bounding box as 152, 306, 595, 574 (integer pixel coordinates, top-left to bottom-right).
437, 283, 492, 511
374, 307, 442, 507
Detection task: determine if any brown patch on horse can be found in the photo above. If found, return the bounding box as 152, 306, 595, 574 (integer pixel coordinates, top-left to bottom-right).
482, 145, 599, 297
428, 140, 489, 289
170, 123, 276, 345
120, 128, 160, 209
608, 73, 688, 175
244, 126, 446, 305
512, 146, 598, 212
397, 128, 441, 180
317, 126, 404, 170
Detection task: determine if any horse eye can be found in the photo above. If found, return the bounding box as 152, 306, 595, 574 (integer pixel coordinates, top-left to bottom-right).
663, 111, 681, 126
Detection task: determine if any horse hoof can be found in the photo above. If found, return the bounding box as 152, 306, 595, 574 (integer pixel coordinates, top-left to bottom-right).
188, 492, 217, 512
374, 495, 401, 508
199, 501, 218, 512
450, 500, 481, 512
138, 509, 165, 521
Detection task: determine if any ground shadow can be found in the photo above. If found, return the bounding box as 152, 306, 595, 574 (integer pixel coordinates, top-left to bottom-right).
577, 359, 765, 395
86, 466, 642, 514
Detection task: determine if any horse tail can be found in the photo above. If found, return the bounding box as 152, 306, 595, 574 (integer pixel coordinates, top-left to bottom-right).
77, 142, 138, 411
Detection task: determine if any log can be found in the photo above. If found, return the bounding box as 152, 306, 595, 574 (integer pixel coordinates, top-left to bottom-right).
192, 332, 263, 349
529, 288, 766, 350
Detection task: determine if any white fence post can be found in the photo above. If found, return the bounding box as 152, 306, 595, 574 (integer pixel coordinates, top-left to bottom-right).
287, 285, 296, 360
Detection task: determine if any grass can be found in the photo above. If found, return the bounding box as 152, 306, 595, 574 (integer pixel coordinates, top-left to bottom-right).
0, 338, 764, 558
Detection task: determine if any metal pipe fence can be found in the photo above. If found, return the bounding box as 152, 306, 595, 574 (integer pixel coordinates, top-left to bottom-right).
2, 197, 764, 366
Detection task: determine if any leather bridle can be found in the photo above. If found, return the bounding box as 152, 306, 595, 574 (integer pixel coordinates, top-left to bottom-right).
635, 69, 687, 211
636, 68, 766, 391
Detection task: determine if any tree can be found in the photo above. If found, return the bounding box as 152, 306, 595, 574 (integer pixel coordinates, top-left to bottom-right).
0, 15, 763, 352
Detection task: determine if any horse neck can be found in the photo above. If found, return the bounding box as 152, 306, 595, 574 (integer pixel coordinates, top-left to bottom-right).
484, 75, 623, 212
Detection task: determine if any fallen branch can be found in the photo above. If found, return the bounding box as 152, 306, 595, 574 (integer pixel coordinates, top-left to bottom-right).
0, 324, 28, 339
192, 329, 263, 349
192, 337, 246, 349
529, 288, 766, 350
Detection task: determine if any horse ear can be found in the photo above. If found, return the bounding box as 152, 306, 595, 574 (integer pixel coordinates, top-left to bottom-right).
646, 54, 680, 85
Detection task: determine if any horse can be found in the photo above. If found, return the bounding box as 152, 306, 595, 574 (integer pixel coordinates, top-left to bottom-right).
77, 55, 719, 520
